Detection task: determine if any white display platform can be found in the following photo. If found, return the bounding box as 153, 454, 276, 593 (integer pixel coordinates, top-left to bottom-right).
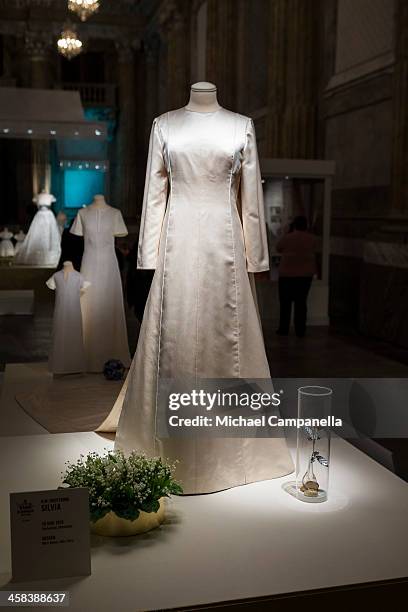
0, 426, 407, 610
0, 290, 34, 315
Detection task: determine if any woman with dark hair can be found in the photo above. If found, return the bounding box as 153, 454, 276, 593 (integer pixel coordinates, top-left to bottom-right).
276, 216, 317, 337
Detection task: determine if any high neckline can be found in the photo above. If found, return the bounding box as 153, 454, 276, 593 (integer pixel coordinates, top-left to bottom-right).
183, 106, 222, 114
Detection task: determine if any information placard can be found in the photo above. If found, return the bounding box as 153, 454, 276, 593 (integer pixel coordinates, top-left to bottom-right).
10, 488, 91, 582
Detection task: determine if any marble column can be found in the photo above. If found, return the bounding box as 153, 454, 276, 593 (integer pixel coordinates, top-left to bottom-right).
392, 0, 408, 213
24, 32, 53, 199
206, 0, 237, 109
24, 32, 53, 89
145, 33, 160, 139
115, 40, 138, 218
265, 0, 318, 159
165, 14, 189, 109
265, 0, 287, 157
236, 0, 250, 114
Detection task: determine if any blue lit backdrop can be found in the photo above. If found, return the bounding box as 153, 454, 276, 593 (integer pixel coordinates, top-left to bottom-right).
63, 169, 105, 208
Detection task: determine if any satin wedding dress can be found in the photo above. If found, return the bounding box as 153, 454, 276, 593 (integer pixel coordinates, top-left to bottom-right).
109, 107, 294, 493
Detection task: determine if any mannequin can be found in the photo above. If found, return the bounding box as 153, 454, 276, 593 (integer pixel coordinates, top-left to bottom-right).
14, 229, 26, 255
0, 227, 15, 257
56, 210, 67, 236
105, 81, 295, 494
63, 260, 74, 280
14, 190, 61, 266
46, 263, 91, 375
185, 82, 221, 113
89, 194, 108, 209
70, 193, 130, 371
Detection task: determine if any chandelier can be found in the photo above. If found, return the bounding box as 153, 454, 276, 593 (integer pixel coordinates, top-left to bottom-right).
68, 0, 100, 22
57, 23, 83, 60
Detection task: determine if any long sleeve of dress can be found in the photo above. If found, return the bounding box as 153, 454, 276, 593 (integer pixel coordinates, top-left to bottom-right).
240, 119, 269, 273
137, 118, 169, 270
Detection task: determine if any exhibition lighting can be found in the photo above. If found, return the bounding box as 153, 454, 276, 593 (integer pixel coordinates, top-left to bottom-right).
60, 160, 108, 171
68, 0, 100, 22
57, 24, 83, 60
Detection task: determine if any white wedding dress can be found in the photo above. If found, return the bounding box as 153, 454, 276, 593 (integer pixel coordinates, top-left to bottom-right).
14, 193, 61, 267
46, 270, 91, 374
13, 231, 26, 255
106, 107, 294, 493
70, 204, 131, 372
0, 228, 15, 257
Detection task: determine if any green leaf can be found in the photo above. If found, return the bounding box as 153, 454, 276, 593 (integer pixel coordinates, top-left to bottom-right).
90, 507, 110, 523
140, 499, 160, 514
115, 507, 140, 521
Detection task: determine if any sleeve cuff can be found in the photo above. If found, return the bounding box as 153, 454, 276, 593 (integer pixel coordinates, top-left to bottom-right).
247, 264, 270, 273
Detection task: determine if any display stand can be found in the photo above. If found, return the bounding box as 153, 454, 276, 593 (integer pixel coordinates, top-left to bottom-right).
0, 364, 407, 609
0, 432, 407, 610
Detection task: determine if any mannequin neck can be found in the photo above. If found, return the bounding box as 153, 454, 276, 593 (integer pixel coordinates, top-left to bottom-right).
90, 195, 108, 209
185, 82, 221, 113
63, 261, 74, 278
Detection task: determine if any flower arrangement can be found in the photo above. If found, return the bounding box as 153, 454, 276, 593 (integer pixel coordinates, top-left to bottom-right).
103, 359, 126, 381
61, 450, 183, 523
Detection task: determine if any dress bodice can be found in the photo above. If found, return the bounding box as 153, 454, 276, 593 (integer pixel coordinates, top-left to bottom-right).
34, 193, 56, 208
138, 106, 268, 273
70, 205, 127, 251
154, 108, 249, 199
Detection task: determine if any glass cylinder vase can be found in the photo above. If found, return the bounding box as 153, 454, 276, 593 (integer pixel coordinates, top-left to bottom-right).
295, 386, 332, 503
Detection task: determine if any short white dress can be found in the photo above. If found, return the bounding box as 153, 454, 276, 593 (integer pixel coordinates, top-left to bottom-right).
14, 231, 26, 255
46, 270, 91, 374
0, 229, 15, 257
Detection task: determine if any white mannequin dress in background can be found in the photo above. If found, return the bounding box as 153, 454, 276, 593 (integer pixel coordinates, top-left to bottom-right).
14, 191, 61, 267
13, 230, 26, 255
110, 83, 294, 494
46, 264, 91, 374
70, 197, 131, 372
56, 210, 67, 236
0, 228, 15, 257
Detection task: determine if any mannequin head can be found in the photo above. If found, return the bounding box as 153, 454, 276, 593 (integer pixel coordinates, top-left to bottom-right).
62, 260, 74, 278
92, 194, 107, 206
185, 82, 221, 113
